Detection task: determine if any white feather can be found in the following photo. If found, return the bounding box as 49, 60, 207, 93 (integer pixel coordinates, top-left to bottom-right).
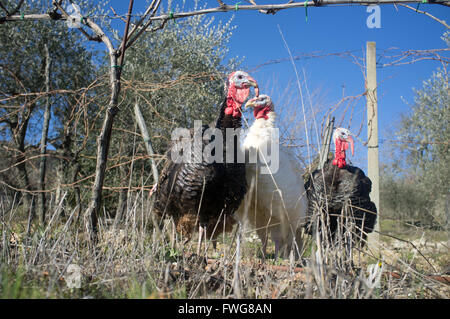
235, 111, 308, 258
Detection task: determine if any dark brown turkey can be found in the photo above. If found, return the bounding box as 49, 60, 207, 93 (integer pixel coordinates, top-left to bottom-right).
152, 71, 259, 253
305, 128, 377, 246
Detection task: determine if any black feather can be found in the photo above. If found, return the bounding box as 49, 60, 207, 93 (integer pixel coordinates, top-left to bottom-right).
153, 94, 246, 240
305, 159, 378, 244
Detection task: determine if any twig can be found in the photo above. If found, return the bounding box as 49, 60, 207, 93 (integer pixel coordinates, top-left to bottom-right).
125, 0, 162, 50
398, 3, 449, 29
375, 229, 439, 274
117, 0, 134, 69
51, 1, 101, 42
0, 0, 24, 20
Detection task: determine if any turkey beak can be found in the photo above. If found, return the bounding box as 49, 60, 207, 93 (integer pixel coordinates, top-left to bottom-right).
245, 76, 259, 96
347, 135, 354, 156
245, 98, 258, 109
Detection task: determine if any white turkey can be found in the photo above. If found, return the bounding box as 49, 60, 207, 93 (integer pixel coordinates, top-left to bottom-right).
234, 94, 308, 259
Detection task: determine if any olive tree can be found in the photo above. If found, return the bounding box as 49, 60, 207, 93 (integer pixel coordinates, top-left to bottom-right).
0, 0, 103, 223
103, 7, 242, 219
380, 33, 449, 228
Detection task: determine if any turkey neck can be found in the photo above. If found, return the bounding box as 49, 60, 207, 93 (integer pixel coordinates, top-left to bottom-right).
254, 111, 276, 128
215, 96, 243, 131
211, 95, 243, 167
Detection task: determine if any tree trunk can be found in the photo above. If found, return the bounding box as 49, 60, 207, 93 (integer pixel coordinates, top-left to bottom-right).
72, 161, 82, 225
84, 1, 134, 244
84, 52, 121, 243
38, 44, 52, 223
114, 162, 128, 228
11, 112, 36, 236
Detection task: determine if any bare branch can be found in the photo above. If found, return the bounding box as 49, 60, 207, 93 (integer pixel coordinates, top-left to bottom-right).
38, 44, 52, 222
398, 3, 449, 29
134, 102, 159, 183
144, 1, 450, 22
117, 0, 134, 69
246, 0, 270, 14
51, 1, 102, 42
9, 0, 25, 16
125, 0, 162, 50
0, 2, 10, 15
0, 0, 24, 17
3, 1, 450, 25
126, 0, 158, 41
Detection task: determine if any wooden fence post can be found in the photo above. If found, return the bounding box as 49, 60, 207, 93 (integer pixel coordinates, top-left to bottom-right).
366, 41, 380, 254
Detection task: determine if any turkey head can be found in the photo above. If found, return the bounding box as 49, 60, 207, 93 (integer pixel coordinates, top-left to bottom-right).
332, 127, 354, 168
245, 94, 274, 120
225, 71, 259, 117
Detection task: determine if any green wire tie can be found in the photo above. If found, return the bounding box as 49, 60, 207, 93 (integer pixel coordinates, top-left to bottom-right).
416, 0, 427, 11
20, 13, 24, 20
112, 65, 123, 68
235, 2, 241, 11
169, 10, 177, 24
304, 1, 308, 22
80, 16, 85, 24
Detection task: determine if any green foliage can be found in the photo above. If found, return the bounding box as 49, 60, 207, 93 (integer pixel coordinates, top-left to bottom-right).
0, 266, 49, 298
100, 3, 242, 214
381, 34, 449, 229
397, 70, 449, 198
0, 1, 108, 218
380, 168, 431, 223
0, 0, 103, 144
120, 2, 241, 154
0, 0, 244, 220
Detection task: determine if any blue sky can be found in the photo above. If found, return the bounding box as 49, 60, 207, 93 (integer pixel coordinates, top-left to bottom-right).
104, 1, 449, 168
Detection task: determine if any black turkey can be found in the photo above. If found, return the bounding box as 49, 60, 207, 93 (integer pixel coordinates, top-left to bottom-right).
305, 128, 377, 247
152, 71, 259, 253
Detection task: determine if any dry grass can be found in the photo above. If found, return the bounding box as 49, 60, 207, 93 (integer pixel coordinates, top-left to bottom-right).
1, 190, 448, 299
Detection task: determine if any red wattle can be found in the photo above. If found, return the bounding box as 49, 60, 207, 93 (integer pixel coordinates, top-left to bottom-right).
333, 138, 347, 168
254, 106, 270, 120
225, 81, 252, 118
224, 106, 234, 115
225, 97, 242, 118
235, 87, 250, 104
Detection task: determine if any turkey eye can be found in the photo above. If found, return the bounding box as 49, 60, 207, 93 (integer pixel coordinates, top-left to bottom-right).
238, 75, 243, 79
